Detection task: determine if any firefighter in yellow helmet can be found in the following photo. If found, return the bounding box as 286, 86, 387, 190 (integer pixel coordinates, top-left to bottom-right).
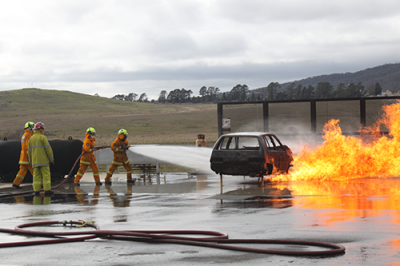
104, 129, 133, 185
74, 127, 101, 186
12, 122, 35, 189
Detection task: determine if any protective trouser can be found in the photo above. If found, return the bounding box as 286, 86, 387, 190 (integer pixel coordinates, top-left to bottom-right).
33, 166, 51, 192
74, 157, 100, 183
13, 164, 33, 186
105, 160, 132, 182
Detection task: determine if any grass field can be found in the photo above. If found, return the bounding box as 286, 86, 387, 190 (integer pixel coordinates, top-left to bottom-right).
0, 88, 395, 148
0, 88, 219, 145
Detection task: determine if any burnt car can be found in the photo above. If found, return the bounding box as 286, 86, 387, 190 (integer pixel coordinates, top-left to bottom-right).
210, 132, 293, 177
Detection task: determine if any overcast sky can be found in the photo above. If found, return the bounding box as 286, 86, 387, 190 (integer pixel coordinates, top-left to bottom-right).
0, 0, 399, 100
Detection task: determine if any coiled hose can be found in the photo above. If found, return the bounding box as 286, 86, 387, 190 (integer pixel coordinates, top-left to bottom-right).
0, 220, 345, 256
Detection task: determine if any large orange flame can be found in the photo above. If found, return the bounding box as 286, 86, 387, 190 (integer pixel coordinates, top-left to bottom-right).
273, 100, 400, 181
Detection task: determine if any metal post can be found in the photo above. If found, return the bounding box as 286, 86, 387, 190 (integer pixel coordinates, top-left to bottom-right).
360, 98, 366, 128
217, 103, 223, 137
263, 102, 269, 132
311, 100, 317, 146
310, 100, 317, 133
220, 174, 223, 197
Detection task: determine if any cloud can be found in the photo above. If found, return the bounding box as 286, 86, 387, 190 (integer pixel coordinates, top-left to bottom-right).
0, 0, 399, 99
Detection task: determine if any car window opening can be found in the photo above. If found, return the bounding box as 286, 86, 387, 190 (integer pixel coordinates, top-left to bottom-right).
271, 135, 284, 151
219, 137, 234, 150
265, 136, 277, 150
238, 136, 260, 150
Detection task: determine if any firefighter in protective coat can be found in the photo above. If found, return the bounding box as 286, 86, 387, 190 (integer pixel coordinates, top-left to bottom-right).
12, 122, 35, 189
74, 127, 102, 186
28, 122, 54, 196
104, 129, 133, 186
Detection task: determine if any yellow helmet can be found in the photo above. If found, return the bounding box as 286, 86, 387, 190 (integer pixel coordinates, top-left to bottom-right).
86, 127, 96, 136
24, 121, 34, 130
118, 129, 128, 135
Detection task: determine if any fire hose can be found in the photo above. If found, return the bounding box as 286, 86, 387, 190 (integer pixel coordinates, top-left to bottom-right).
0, 220, 345, 256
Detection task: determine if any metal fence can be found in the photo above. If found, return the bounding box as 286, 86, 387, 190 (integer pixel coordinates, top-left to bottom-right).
217, 96, 400, 149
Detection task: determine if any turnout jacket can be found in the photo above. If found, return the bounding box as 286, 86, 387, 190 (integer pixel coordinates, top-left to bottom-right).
28, 130, 54, 167
19, 129, 34, 164
80, 133, 97, 165
110, 136, 130, 165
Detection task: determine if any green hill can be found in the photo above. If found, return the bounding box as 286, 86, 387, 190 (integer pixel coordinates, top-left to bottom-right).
0, 88, 218, 145
276, 63, 400, 92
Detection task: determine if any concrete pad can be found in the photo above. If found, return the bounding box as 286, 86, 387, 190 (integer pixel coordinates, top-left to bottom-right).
0, 174, 400, 265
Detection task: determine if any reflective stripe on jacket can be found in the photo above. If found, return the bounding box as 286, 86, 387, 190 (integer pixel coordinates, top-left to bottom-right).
80, 133, 97, 164
28, 130, 54, 167
19, 129, 34, 164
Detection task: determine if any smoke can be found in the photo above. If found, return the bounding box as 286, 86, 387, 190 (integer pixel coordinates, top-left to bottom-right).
234, 119, 316, 154
269, 122, 317, 154
236, 119, 263, 133
128, 145, 214, 173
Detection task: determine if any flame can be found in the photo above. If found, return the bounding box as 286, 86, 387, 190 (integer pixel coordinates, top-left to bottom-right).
273, 100, 400, 181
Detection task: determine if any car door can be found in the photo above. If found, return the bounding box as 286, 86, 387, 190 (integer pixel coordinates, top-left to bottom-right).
264, 135, 281, 171
270, 135, 291, 172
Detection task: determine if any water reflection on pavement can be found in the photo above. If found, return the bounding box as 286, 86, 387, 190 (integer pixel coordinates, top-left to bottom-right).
1, 174, 400, 265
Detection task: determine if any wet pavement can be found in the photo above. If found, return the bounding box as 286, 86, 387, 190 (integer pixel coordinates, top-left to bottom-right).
1, 173, 400, 265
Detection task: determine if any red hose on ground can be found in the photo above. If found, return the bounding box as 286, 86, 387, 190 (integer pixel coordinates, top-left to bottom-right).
0, 220, 345, 256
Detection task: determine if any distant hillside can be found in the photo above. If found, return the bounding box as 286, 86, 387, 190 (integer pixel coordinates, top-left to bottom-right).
0, 88, 218, 144
266, 63, 400, 92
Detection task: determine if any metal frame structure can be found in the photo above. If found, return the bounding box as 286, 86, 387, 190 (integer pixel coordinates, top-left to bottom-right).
217, 96, 400, 137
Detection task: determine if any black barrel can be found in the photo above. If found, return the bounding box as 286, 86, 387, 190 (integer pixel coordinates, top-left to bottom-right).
0, 140, 21, 181
0, 139, 83, 183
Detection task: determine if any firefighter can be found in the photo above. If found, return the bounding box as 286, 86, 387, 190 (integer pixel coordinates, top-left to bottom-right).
28, 122, 54, 196
74, 127, 102, 186
104, 129, 133, 185
12, 122, 35, 189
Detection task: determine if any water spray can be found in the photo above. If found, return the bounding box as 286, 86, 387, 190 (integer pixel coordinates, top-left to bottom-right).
128, 145, 214, 174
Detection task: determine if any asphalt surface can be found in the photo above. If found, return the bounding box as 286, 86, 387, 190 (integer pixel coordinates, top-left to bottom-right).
1, 173, 400, 265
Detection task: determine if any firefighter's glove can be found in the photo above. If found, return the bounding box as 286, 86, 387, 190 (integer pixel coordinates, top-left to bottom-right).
115, 146, 123, 152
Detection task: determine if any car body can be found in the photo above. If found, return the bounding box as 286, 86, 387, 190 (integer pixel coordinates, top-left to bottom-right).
210, 132, 293, 177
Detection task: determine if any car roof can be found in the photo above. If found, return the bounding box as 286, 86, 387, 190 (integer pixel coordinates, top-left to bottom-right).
219, 132, 275, 137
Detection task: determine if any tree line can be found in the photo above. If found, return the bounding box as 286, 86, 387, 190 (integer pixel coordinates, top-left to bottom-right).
112, 92, 148, 102
258, 81, 383, 101
111, 86, 221, 103
111, 81, 384, 103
